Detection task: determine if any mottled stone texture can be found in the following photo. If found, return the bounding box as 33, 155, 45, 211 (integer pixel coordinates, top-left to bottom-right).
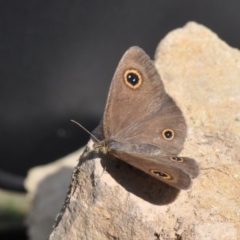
26, 22, 240, 240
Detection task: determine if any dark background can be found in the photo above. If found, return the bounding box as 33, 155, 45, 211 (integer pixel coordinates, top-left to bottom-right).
1, 1, 240, 239
1, 1, 239, 180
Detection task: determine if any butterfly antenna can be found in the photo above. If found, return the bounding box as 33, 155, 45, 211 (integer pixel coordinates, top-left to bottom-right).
71, 119, 101, 143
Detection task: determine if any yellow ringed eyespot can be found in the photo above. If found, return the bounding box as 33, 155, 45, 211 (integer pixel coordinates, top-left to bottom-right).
124, 69, 142, 89
150, 170, 171, 179
162, 129, 174, 140
170, 157, 183, 162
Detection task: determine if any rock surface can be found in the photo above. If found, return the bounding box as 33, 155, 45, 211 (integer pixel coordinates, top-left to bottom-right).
27, 22, 240, 240
25, 148, 84, 240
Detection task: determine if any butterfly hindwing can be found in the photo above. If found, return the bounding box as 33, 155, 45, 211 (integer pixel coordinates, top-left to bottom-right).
109, 146, 199, 189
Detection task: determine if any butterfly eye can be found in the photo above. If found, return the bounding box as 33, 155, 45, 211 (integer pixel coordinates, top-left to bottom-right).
124, 69, 142, 89
170, 157, 183, 162
162, 129, 174, 140
150, 170, 171, 179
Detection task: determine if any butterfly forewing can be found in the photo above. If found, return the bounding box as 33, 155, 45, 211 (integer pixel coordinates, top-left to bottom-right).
95, 46, 199, 189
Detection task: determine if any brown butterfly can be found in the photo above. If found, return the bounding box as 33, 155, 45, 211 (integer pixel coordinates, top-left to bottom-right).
92, 46, 199, 190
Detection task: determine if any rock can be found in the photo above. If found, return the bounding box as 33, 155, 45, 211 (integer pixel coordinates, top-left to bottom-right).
25, 148, 84, 240
154, 21, 240, 239
27, 22, 240, 240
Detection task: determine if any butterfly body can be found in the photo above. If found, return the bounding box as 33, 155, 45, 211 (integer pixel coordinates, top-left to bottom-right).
93, 46, 199, 190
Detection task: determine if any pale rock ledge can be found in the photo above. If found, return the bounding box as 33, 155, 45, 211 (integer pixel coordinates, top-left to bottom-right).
25, 22, 240, 240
